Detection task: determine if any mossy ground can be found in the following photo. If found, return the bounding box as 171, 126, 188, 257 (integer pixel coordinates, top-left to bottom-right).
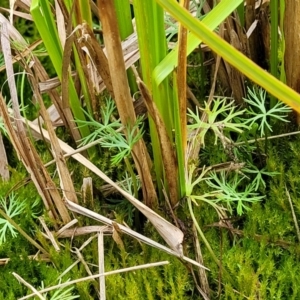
1, 129, 300, 299
0, 4, 299, 297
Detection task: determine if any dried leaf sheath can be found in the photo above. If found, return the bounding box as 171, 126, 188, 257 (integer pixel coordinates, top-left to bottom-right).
97, 0, 157, 208
0, 23, 71, 224
137, 78, 179, 208
20, 114, 184, 256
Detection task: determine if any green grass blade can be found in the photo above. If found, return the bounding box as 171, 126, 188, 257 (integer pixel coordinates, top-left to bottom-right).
132, 0, 171, 198
79, 0, 92, 26
113, 0, 133, 39
155, 0, 300, 112
236, 2, 244, 27
153, 0, 242, 199
153, 0, 243, 86
30, 0, 62, 72
30, 0, 93, 153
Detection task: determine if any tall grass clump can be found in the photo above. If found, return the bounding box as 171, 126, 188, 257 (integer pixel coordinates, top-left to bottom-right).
1, 0, 300, 298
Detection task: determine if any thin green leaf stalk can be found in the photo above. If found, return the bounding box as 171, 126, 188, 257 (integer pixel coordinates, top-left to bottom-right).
187, 197, 221, 267
79, 0, 93, 26
132, 0, 172, 199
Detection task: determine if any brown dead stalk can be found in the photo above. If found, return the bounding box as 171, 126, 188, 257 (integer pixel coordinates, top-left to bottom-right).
97, 0, 157, 208
0, 22, 71, 224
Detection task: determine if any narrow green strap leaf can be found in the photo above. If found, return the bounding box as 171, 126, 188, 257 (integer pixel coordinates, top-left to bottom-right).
153, 0, 243, 85
31, 0, 93, 153
156, 0, 300, 112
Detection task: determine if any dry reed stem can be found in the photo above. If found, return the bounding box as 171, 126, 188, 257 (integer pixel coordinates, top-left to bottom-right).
55, 219, 79, 236
65, 199, 207, 269
0, 254, 50, 266
74, 247, 95, 279
234, 130, 300, 146
177, 0, 190, 158
38, 217, 60, 252
56, 259, 81, 281
33, 56, 82, 143
26, 63, 79, 210
13, 272, 46, 300
0, 21, 71, 223
19, 261, 170, 300
37, 31, 139, 95
136, 71, 179, 208
98, 231, 106, 300
285, 185, 300, 243
97, 0, 158, 208
56, 225, 113, 238
57, 235, 98, 281
18, 111, 185, 256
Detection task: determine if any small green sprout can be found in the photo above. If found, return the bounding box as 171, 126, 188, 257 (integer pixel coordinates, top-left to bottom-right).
242, 165, 279, 191
76, 98, 121, 146
0, 193, 26, 244
244, 87, 292, 137
205, 171, 265, 215
40, 279, 79, 300
188, 97, 248, 146
100, 116, 144, 165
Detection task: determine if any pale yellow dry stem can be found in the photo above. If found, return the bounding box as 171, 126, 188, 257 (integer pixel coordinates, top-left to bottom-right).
65, 200, 207, 268
0, 23, 70, 223
192, 223, 210, 297
0, 253, 50, 266
56, 219, 79, 236
98, 231, 106, 300
56, 235, 98, 282
74, 247, 95, 279
56, 225, 112, 238
25, 63, 78, 216
54, 0, 66, 48
19, 261, 170, 300
34, 56, 82, 143
285, 185, 300, 243
38, 217, 60, 252
12, 273, 46, 300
